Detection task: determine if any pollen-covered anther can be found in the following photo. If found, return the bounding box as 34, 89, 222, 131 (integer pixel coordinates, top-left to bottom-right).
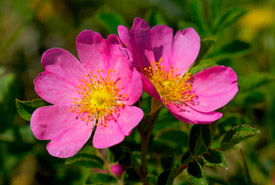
144, 58, 195, 104
71, 68, 127, 126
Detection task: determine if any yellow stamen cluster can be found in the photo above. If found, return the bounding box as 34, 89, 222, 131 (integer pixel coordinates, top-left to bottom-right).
144, 58, 195, 104
70, 69, 126, 127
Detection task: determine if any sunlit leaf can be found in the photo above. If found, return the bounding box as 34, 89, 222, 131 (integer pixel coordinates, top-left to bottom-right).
85, 173, 117, 184
195, 38, 216, 63
202, 149, 227, 168
221, 124, 260, 150
15, 99, 49, 121
190, 59, 217, 75
65, 153, 104, 168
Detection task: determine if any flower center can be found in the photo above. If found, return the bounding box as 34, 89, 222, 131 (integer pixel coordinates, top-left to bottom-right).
71, 69, 126, 127
144, 58, 195, 104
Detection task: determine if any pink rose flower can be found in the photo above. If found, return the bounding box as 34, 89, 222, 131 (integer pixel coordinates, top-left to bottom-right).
118, 18, 238, 124
30, 31, 143, 158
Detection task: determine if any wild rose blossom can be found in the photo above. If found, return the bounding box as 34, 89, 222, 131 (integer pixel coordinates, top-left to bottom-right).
30, 31, 143, 158
118, 18, 238, 124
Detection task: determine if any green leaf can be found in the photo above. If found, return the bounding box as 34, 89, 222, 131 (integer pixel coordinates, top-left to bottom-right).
239, 73, 275, 92
213, 7, 247, 33
187, 0, 209, 33
85, 173, 117, 184
0, 74, 17, 104
202, 149, 227, 168
210, 40, 250, 60
146, 10, 167, 27
65, 153, 104, 168
221, 124, 260, 150
189, 125, 207, 156
109, 144, 138, 167
161, 154, 175, 170
15, 99, 49, 121
181, 151, 192, 165
123, 168, 140, 183
195, 38, 216, 63
97, 12, 127, 34
201, 125, 211, 147
187, 160, 208, 185
156, 129, 189, 149
157, 167, 178, 185
211, 0, 222, 21
190, 59, 217, 75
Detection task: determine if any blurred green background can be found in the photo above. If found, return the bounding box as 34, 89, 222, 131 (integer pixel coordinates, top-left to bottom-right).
0, 0, 274, 184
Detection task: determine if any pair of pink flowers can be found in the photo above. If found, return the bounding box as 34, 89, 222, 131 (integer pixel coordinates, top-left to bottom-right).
31, 18, 238, 158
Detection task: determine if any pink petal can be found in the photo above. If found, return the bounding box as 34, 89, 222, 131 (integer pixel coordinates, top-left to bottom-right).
187, 66, 238, 112
76, 30, 106, 73
46, 121, 93, 158
140, 72, 161, 101
150, 25, 173, 71
34, 72, 81, 105
118, 68, 143, 105
93, 120, 124, 149
41, 48, 87, 87
166, 103, 222, 124
115, 106, 143, 135
31, 105, 93, 158
170, 28, 200, 76
93, 106, 143, 148
118, 18, 155, 72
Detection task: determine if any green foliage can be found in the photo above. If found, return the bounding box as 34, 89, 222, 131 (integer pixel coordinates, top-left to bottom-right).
146, 10, 167, 27
187, 160, 208, 185
85, 173, 117, 184
221, 124, 260, 150
157, 167, 178, 185
210, 40, 250, 60
239, 73, 275, 92
65, 153, 104, 168
97, 12, 127, 34
187, 0, 208, 33
15, 99, 49, 121
195, 38, 216, 63
109, 144, 138, 167
212, 7, 247, 33
202, 149, 227, 168
190, 59, 217, 75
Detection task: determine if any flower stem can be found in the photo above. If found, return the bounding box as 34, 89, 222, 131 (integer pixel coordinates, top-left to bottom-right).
137, 109, 161, 185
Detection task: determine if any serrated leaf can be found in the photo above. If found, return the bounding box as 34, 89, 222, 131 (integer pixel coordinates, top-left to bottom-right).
213, 7, 247, 33
157, 167, 178, 185
65, 153, 104, 168
190, 59, 217, 75
195, 38, 216, 63
98, 12, 127, 34
15, 99, 49, 121
221, 124, 260, 150
85, 173, 117, 184
187, 160, 208, 185
202, 149, 227, 168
